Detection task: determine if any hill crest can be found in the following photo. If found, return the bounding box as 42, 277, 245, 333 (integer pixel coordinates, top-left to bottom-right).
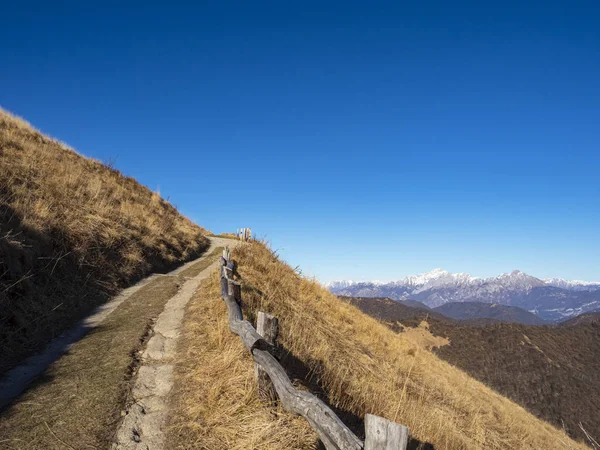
0, 108, 209, 372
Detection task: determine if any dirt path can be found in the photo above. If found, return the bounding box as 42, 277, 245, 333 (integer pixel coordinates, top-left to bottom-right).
113, 237, 237, 449
0, 237, 235, 450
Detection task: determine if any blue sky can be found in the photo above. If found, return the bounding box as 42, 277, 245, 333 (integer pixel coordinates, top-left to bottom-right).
1, 1, 599, 282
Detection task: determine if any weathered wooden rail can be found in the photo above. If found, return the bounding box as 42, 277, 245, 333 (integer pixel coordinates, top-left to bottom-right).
219, 249, 409, 450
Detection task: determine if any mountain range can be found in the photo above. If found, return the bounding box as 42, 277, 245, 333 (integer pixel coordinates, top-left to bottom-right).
328, 269, 600, 321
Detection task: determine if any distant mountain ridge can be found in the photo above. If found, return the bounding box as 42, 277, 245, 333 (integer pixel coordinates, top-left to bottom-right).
434, 301, 548, 325
543, 277, 600, 291
328, 269, 600, 321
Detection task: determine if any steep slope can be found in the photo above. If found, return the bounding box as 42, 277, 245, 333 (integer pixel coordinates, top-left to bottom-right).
346, 296, 600, 443
194, 241, 585, 449
434, 301, 548, 325
0, 108, 209, 372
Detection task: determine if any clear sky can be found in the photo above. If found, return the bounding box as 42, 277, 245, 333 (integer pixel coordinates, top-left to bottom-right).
1, 1, 599, 283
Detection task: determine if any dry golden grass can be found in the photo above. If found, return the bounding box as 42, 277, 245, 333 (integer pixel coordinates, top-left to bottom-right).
168, 273, 319, 450
394, 320, 450, 351
0, 107, 209, 371
217, 232, 238, 239
225, 241, 588, 450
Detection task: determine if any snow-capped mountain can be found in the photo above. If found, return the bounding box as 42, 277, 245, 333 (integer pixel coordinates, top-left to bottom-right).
328, 269, 600, 321
543, 278, 600, 291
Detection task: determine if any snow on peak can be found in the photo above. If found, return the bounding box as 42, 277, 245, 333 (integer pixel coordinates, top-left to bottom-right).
325, 280, 356, 289
328, 270, 600, 293
326, 279, 387, 289
327, 269, 600, 320
395, 268, 480, 291
494, 270, 545, 290
543, 278, 600, 291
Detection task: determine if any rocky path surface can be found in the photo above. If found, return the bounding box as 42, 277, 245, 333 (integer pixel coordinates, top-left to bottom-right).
0, 236, 235, 450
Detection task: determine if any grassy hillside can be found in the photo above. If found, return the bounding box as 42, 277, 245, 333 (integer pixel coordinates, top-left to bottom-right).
0, 108, 209, 372
346, 296, 600, 443
171, 241, 587, 449
168, 262, 318, 450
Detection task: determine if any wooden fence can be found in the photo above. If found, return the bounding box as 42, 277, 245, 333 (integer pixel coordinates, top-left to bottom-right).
219, 249, 409, 450
236, 227, 252, 241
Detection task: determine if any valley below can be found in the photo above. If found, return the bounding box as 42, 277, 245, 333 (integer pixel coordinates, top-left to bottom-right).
343, 295, 600, 443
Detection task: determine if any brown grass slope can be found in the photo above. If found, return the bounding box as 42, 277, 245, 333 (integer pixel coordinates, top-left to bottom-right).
345, 296, 600, 443
168, 269, 319, 450
221, 242, 585, 449
0, 108, 208, 372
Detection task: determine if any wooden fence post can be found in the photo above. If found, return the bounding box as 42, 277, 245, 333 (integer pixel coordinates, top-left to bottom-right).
255, 312, 279, 403
364, 414, 409, 450
228, 280, 242, 303
224, 262, 235, 282
219, 253, 407, 450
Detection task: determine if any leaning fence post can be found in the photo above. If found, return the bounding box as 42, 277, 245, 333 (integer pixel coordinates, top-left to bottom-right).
364, 414, 409, 450
255, 311, 279, 403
